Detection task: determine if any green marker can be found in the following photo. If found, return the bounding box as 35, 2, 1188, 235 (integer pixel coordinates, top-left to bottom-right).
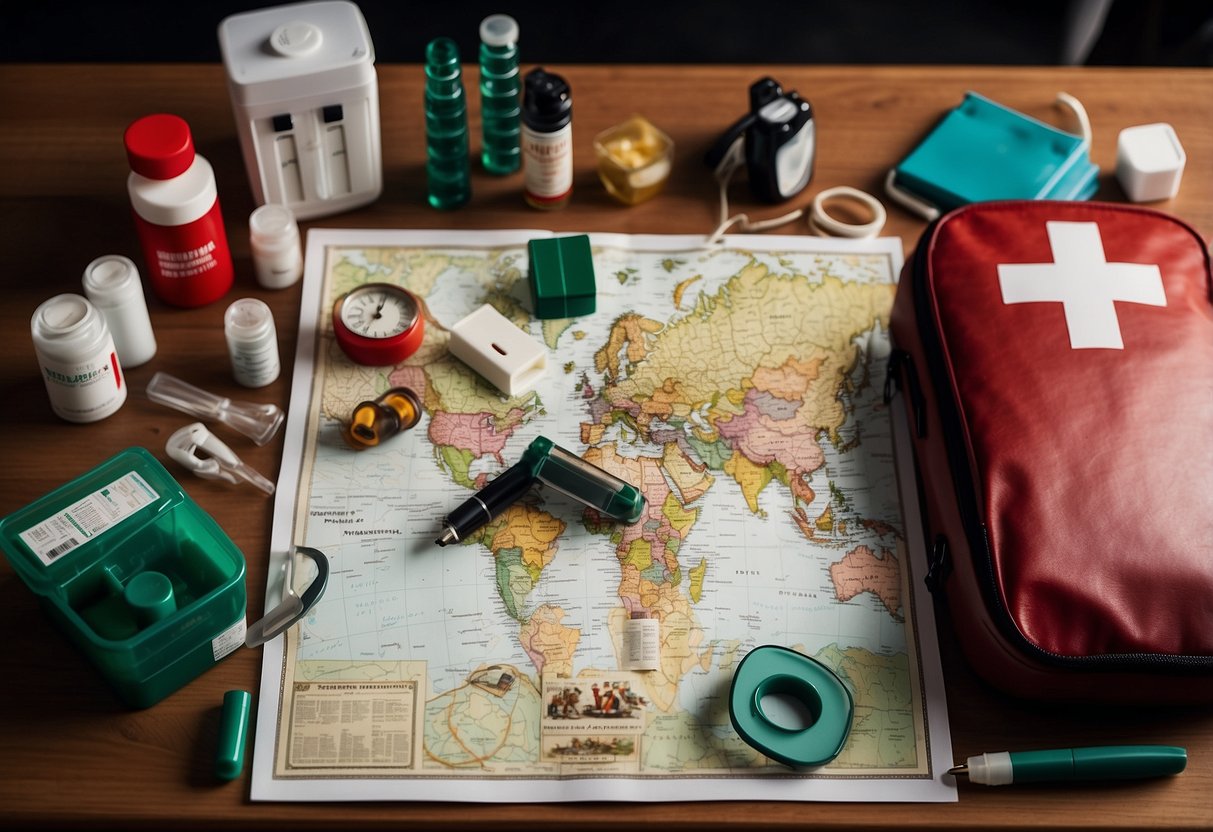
947, 745, 1187, 786
215, 690, 252, 781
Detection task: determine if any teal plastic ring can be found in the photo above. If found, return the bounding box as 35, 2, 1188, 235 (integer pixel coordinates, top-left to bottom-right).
729, 644, 854, 769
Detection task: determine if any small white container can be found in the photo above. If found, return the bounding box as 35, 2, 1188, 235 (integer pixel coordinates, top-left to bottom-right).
224, 298, 280, 388
1116, 123, 1185, 202
447, 304, 547, 397
249, 204, 303, 289
31, 294, 127, 422
82, 255, 158, 368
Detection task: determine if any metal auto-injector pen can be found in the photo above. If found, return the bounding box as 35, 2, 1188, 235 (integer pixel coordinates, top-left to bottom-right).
435, 435, 646, 546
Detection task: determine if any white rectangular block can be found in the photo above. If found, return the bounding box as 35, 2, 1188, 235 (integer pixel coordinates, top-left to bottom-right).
448, 304, 547, 397
1116, 123, 1185, 202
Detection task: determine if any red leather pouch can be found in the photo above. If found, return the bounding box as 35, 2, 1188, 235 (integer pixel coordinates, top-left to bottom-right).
888, 201, 1213, 703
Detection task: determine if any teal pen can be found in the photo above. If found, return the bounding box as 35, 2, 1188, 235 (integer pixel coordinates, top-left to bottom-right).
947, 745, 1187, 786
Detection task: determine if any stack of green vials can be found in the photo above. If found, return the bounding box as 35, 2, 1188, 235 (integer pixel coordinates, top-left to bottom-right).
478, 15, 521, 175
424, 37, 471, 209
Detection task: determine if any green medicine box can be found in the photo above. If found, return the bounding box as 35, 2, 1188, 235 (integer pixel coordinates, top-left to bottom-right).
0, 447, 247, 708
528, 234, 596, 319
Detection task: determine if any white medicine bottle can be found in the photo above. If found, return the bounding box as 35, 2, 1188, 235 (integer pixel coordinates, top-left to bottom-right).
225, 298, 280, 388
82, 254, 158, 368
31, 294, 127, 422
248, 204, 303, 289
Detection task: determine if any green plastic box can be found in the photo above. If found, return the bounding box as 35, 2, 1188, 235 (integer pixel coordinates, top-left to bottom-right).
0, 447, 247, 708
528, 234, 597, 319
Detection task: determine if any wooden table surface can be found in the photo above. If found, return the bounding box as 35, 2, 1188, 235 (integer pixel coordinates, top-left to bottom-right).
1, 63, 1211, 830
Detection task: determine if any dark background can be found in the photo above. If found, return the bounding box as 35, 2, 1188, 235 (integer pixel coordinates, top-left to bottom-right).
4, 0, 1213, 66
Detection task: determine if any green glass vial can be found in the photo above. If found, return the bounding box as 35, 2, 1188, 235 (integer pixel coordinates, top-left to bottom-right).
478, 14, 521, 175
424, 37, 471, 209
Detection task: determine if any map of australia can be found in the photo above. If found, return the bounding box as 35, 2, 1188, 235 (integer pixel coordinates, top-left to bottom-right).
283, 233, 934, 789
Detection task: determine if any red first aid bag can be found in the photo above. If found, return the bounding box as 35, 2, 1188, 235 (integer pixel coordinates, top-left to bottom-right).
888, 201, 1213, 703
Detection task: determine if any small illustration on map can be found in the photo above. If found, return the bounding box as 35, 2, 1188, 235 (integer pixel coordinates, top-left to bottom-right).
545, 679, 647, 720
546, 736, 636, 760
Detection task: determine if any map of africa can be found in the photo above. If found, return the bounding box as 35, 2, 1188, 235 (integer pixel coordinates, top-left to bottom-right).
254, 230, 951, 803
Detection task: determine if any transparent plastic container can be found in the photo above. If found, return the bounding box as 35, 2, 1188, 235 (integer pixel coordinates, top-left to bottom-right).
593, 115, 674, 205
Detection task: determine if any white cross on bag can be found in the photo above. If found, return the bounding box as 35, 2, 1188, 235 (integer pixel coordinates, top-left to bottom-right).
997, 221, 1166, 349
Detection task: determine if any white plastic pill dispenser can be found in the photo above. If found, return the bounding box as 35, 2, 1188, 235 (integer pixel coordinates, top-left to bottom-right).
218, 1, 383, 220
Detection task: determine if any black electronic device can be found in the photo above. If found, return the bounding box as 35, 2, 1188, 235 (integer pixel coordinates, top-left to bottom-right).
705, 77, 815, 203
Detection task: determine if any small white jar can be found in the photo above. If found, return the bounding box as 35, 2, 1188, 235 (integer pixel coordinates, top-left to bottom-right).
248, 204, 303, 289
224, 298, 280, 387
82, 254, 158, 368
31, 294, 127, 422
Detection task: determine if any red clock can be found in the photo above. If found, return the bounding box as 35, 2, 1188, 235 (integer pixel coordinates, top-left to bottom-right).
332, 283, 426, 366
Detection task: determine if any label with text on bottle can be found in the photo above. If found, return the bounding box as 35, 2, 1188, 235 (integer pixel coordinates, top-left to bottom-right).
37, 340, 126, 424
134, 200, 234, 307
522, 123, 573, 202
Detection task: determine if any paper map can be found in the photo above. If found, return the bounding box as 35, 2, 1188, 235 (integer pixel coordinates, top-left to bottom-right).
251, 230, 954, 802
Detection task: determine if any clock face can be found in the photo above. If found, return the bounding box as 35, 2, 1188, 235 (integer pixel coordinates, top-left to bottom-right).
332, 283, 426, 366
338, 285, 418, 339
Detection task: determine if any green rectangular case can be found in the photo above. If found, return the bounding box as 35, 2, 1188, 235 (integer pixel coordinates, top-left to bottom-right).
0, 447, 246, 708
528, 234, 597, 319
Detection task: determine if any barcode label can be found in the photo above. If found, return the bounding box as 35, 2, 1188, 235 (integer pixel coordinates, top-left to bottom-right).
20, 472, 159, 567
45, 538, 81, 561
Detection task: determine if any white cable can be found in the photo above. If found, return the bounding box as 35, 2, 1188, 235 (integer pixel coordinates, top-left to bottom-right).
1055, 91, 1092, 147
707, 139, 805, 245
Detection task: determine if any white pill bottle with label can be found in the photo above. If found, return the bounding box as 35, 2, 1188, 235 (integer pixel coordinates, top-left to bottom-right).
31, 294, 127, 422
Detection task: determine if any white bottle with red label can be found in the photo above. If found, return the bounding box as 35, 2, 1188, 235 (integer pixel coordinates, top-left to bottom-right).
125, 114, 234, 307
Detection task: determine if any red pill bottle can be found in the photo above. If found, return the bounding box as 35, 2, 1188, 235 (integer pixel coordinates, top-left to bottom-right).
125, 114, 234, 307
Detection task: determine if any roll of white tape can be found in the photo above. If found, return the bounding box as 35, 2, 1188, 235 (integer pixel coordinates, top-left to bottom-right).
809, 186, 887, 238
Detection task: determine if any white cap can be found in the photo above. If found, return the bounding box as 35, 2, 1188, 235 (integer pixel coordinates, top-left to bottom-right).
1116, 123, 1185, 202
480, 14, 519, 47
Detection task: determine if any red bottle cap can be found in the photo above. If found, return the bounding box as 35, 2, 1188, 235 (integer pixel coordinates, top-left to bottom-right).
124, 114, 195, 180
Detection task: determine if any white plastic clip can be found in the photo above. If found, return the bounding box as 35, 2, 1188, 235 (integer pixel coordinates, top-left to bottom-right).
166, 422, 276, 494
448, 304, 548, 397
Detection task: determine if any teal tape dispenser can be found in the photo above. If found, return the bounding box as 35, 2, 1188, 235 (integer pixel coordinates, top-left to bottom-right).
729, 644, 854, 769
885, 91, 1099, 220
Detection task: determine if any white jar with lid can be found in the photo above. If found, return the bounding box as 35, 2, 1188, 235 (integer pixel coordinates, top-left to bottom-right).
31, 294, 127, 422
224, 298, 280, 387
248, 204, 303, 289
82, 255, 158, 368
